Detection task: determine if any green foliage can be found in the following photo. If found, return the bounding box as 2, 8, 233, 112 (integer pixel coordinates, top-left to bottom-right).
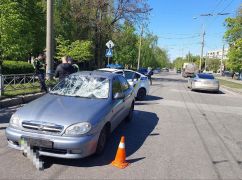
173, 57, 186, 69
0, 0, 45, 60
173, 53, 203, 70
140, 34, 169, 68
224, 7, 242, 72
226, 38, 242, 72
2, 60, 34, 74
113, 23, 139, 67
113, 23, 169, 69
206, 58, 220, 72
69, 40, 93, 61
55, 36, 93, 62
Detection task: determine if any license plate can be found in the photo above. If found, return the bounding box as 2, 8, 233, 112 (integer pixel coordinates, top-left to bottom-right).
21, 137, 53, 148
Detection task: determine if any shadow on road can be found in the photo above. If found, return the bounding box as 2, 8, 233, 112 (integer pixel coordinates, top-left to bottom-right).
191, 89, 225, 95
135, 95, 163, 106
143, 95, 163, 101
43, 110, 159, 169
0, 107, 18, 124
153, 77, 187, 83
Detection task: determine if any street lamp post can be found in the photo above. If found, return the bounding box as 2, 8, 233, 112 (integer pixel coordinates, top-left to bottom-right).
137, 24, 144, 70
46, 0, 54, 79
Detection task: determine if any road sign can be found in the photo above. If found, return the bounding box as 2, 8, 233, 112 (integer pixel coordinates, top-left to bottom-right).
106, 49, 113, 57
106, 40, 114, 49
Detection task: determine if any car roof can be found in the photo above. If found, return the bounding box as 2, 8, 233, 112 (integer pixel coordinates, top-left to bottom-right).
98, 68, 119, 72
98, 68, 145, 77
72, 71, 118, 79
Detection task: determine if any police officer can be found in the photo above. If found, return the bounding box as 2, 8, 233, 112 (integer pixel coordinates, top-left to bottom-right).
33, 53, 47, 93
146, 67, 153, 85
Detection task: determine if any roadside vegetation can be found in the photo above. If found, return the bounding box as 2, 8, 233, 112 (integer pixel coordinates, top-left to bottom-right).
219, 79, 242, 89
0, 0, 170, 74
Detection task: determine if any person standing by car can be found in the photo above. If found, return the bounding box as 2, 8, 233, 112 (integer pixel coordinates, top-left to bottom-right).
55, 56, 76, 81
146, 67, 153, 85
67, 56, 79, 72
33, 53, 48, 93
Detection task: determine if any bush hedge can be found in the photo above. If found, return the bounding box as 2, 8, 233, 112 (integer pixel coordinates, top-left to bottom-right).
2, 61, 34, 75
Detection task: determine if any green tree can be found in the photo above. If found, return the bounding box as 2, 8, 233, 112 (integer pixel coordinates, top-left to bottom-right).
206, 58, 220, 72
55, 36, 93, 62
173, 57, 185, 69
113, 22, 138, 68
0, 0, 45, 61
224, 7, 242, 72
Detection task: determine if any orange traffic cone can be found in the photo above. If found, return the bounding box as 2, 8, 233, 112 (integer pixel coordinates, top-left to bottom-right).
111, 136, 129, 169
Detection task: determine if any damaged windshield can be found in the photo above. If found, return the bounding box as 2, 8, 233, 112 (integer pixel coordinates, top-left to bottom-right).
50, 75, 109, 99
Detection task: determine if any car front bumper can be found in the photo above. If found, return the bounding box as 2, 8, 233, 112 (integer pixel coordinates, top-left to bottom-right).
5, 127, 99, 159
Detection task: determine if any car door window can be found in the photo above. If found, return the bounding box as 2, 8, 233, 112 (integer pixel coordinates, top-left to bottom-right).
118, 76, 130, 91
115, 71, 124, 75
124, 71, 135, 80
134, 73, 141, 80
112, 77, 122, 96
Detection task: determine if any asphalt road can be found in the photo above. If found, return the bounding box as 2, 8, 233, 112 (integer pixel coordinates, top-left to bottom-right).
1, 72, 242, 179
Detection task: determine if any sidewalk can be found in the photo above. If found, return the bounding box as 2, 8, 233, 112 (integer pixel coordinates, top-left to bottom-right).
0, 93, 44, 109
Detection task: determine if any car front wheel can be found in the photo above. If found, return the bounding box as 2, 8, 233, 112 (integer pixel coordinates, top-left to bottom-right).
95, 126, 108, 155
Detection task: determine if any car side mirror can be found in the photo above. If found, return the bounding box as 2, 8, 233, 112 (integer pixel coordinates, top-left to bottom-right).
113, 92, 125, 99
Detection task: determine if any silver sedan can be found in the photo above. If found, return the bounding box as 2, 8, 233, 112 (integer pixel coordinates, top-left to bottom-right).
5, 71, 135, 159
187, 73, 219, 92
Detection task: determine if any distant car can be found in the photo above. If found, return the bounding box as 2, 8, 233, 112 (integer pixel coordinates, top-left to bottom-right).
161, 68, 169, 72
222, 71, 232, 77
187, 73, 219, 92
5, 71, 135, 159
153, 68, 161, 74
176, 68, 181, 73
98, 68, 150, 100
138, 67, 148, 75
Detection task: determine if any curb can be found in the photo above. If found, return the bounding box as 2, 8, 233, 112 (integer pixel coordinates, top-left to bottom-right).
0, 93, 44, 109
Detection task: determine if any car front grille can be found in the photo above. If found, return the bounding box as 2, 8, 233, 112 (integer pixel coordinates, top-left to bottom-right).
22, 121, 63, 134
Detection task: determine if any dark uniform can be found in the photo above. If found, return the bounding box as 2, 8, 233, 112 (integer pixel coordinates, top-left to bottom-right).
55, 63, 76, 81
33, 58, 47, 92
146, 68, 153, 85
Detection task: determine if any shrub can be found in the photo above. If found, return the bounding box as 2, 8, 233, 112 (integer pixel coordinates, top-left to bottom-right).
2, 61, 34, 75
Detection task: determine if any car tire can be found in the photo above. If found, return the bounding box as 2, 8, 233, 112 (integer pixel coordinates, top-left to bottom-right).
126, 102, 134, 122
95, 126, 108, 155
136, 88, 146, 100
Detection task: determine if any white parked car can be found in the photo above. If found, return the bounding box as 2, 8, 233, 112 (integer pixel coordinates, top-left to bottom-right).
98, 68, 150, 100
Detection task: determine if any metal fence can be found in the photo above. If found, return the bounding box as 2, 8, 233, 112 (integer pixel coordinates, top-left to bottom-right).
0, 73, 56, 97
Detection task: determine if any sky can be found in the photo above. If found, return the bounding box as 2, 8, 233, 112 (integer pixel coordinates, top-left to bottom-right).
147, 0, 242, 61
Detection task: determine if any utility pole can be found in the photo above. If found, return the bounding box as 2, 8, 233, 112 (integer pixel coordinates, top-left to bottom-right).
46, 0, 54, 79
220, 44, 225, 76
188, 51, 190, 62
137, 25, 143, 70
200, 28, 205, 72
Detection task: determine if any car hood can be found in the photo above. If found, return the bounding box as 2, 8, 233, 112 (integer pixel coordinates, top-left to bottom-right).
17, 94, 110, 126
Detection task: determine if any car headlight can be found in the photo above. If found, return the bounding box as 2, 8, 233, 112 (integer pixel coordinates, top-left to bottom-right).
10, 114, 21, 128
64, 122, 92, 136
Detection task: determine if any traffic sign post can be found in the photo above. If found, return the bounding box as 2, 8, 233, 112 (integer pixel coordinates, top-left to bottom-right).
105, 40, 114, 65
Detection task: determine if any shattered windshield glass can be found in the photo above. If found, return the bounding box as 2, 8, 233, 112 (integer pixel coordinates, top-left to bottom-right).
50, 75, 109, 99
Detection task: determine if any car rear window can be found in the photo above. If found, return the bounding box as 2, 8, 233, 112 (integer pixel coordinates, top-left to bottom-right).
197, 74, 215, 79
